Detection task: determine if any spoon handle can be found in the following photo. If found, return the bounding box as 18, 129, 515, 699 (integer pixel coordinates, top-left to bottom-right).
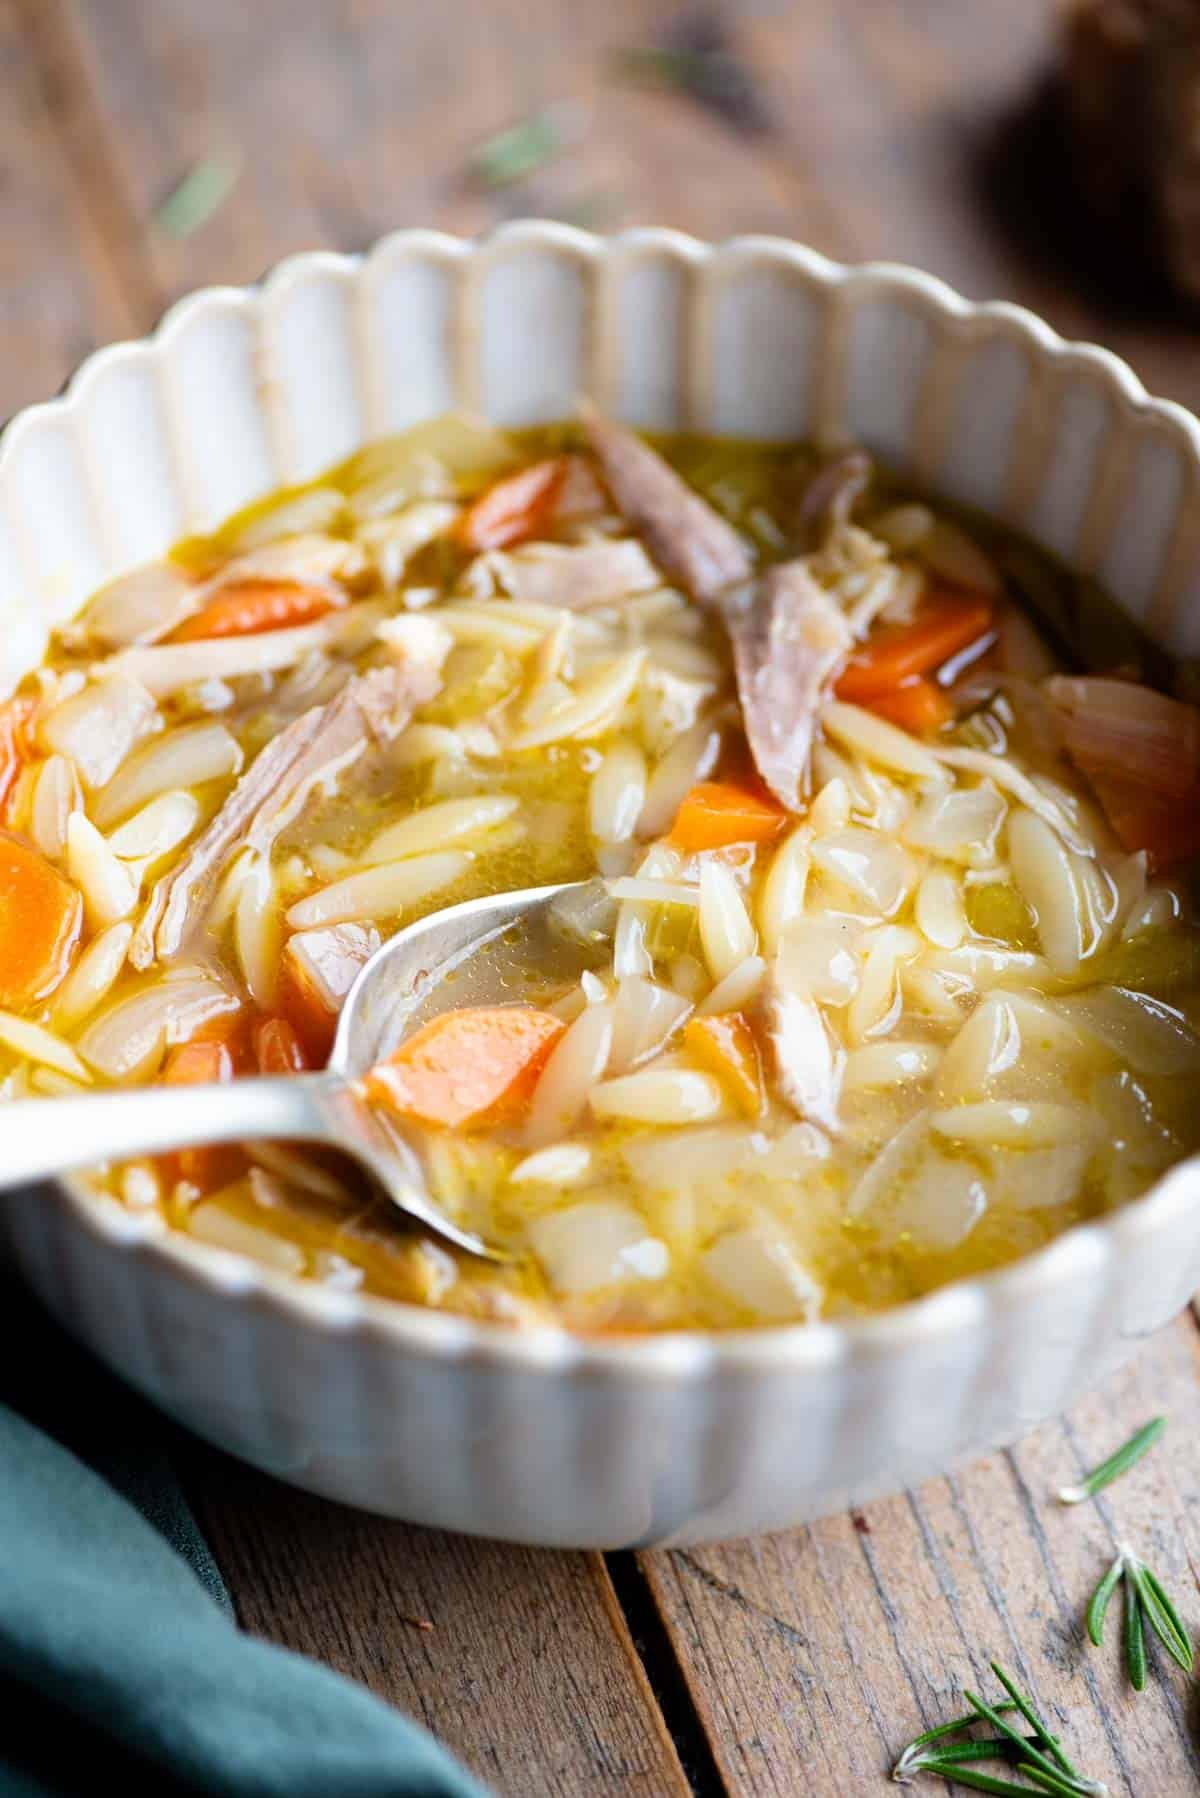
0, 1074, 340, 1191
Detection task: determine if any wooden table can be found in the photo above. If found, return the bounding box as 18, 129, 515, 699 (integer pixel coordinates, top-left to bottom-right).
6, 1, 1200, 1790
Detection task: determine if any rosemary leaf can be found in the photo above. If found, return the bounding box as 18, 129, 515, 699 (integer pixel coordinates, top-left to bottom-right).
906, 1735, 1055, 1771
904, 1769, 1061, 1796
1125, 1554, 1194, 1674
963, 1689, 1079, 1794
1022, 1769, 1096, 1798
1123, 1575, 1146, 1691
1086, 1554, 1123, 1647
155, 155, 240, 240
987, 1663, 1079, 1778
896, 1704, 1018, 1756
469, 111, 562, 189
1057, 1418, 1165, 1504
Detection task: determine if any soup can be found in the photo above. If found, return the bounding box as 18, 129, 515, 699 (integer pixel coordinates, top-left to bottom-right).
2, 412, 1199, 1331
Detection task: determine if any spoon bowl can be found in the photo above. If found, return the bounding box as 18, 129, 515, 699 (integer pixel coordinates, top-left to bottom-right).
0, 880, 597, 1262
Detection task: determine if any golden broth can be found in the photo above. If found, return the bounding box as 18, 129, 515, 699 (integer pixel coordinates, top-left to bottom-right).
2, 415, 1197, 1332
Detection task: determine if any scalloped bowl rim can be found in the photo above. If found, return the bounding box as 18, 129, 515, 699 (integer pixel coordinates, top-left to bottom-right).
5, 222, 1198, 1382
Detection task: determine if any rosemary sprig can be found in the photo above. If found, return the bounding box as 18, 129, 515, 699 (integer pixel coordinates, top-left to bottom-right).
1086, 1543, 1194, 1687
1056, 1418, 1165, 1504
892, 1666, 1108, 1794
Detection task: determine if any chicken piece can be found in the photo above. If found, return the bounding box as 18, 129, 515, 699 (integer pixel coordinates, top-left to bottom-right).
493, 540, 661, 610
131, 666, 427, 967
581, 411, 852, 811
725, 562, 853, 811
795, 451, 871, 548
760, 975, 841, 1135
281, 922, 381, 1059
582, 405, 752, 603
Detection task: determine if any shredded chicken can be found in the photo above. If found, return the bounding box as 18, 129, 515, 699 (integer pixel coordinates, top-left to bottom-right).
795, 452, 872, 548
493, 540, 660, 610
283, 922, 381, 1016
582, 406, 753, 604
725, 563, 853, 811
582, 410, 856, 809
130, 666, 430, 967
760, 976, 841, 1134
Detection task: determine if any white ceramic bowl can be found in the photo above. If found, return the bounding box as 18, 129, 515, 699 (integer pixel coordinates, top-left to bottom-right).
4, 225, 1200, 1547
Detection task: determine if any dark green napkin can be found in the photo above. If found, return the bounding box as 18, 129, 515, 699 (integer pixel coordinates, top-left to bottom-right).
0, 1274, 487, 1798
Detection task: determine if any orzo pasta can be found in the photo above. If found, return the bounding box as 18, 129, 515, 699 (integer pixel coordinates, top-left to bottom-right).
2, 411, 1199, 1329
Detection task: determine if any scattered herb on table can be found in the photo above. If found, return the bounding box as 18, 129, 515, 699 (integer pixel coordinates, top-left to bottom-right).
610, 11, 770, 136
1056, 1418, 1166, 1505
468, 109, 566, 190
155, 155, 241, 240
892, 1664, 1109, 1793
1087, 1542, 1194, 1690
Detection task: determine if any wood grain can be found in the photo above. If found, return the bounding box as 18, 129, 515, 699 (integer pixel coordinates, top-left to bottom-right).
191, 1456, 690, 1798
642, 1313, 1200, 1796
0, 0, 140, 416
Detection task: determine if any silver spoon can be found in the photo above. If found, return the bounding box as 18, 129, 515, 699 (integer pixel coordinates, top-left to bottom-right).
0, 880, 601, 1261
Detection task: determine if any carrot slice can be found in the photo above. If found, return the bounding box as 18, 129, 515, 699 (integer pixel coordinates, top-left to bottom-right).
364, 1005, 565, 1128
684, 1012, 764, 1116
163, 1038, 237, 1189
254, 1015, 310, 1076
457, 457, 568, 552
279, 960, 338, 1065
670, 781, 788, 852
171, 579, 346, 642
164, 1040, 235, 1086
0, 832, 82, 1008
836, 592, 994, 701
861, 677, 954, 737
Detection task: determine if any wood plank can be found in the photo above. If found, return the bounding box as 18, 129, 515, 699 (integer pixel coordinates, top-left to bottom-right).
53, 0, 1200, 419
0, 0, 141, 416
53, 0, 816, 305
641, 1312, 1200, 1797
191, 1454, 691, 1798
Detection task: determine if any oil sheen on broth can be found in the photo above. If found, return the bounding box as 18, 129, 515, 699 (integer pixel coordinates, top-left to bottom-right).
2, 412, 1198, 1332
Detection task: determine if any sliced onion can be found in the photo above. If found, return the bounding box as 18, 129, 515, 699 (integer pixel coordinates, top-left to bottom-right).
1046, 675, 1200, 798
81, 560, 196, 649
903, 783, 1007, 866
811, 827, 911, 916
775, 917, 863, 1004
608, 977, 691, 1074
77, 971, 238, 1081
40, 674, 159, 790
